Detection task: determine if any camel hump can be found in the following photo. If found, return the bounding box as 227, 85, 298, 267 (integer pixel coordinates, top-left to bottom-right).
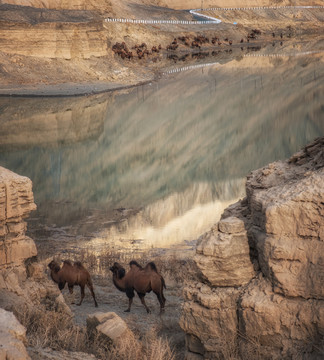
129, 260, 142, 269
74, 261, 85, 270
145, 262, 158, 272
63, 260, 73, 266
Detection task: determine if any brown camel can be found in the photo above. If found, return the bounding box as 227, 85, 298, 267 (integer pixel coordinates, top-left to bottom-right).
110, 260, 166, 314
48, 260, 98, 307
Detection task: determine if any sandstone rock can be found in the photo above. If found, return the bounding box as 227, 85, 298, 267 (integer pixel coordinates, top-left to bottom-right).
0, 308, 30, 360
87, 312, 135, 345
0, 167, 37, 268
0, 167, 36, 221
246, 138, 324, 299
239, 277, 324, 358
0, 21, 108, 60
181, 137, 324, 359
26, 262, 46, 281
218, 216, 245, 234
180, 283, 240, 357
252, 228, 324, 299
1, 236, 37, 267
195, 220, 254, 287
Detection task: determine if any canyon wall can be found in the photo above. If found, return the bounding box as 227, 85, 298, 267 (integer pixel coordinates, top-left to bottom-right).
180, 137, 324, 359
0, 0, 112, 11
0, 20, 107, 59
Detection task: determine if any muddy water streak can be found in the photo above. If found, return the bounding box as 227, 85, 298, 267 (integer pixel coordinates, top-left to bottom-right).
0, 52, 323, 255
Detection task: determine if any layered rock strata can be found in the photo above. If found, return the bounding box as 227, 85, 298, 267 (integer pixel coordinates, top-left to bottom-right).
0, 167, 72, 357
0, 20, 107, 59
0, 167, 37, 268
180, 137, 324, 359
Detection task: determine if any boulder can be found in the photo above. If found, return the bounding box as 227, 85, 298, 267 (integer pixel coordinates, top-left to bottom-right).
0, 308, 30, 360
87, 312, 136, 346
195, 219, 254, 287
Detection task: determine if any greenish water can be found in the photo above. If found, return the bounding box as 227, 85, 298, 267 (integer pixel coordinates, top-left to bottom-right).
0, 52, 323, 250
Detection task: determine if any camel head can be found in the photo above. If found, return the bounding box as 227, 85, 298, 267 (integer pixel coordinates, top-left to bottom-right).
48, 260, 61, 273
110, 262, 126, 279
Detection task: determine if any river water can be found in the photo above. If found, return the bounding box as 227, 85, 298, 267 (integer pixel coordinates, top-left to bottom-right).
0, 50, 323, 257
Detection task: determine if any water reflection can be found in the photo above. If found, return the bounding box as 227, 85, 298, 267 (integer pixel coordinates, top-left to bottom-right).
0, 52, 323, 251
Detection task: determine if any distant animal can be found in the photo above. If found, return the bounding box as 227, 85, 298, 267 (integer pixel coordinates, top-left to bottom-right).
110, 260, 166, 314
48, 259, 98, 307
167, 43, 178, 50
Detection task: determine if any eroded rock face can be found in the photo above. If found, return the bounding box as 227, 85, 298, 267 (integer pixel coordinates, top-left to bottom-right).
195, 217, 255, 287
180, 137, 324, 359
0, 308, 30, 360
0, 167, 73, 358
247, 143, 324, 299
0, 167, 37, 267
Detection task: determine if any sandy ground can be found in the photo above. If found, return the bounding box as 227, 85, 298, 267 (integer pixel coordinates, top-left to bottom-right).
63, 273, 186, 354
29, 206, 193, 357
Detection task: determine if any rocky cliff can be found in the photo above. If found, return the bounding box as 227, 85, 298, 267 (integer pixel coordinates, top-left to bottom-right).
0, 167, 37, 268
180, 137, 324, 359
0, 167, 70, 359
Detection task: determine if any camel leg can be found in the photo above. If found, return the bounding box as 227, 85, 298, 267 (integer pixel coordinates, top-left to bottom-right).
154, 291, 165, 314
77, 285, 85, 306
125, 288, 135, 312
68, 284, 76, 304
138, 293, 151, 314
87, 283, 98, 307
58, 281, 66, 291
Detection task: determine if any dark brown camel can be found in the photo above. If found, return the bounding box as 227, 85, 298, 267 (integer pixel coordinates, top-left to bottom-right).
48, 260, 98, 307
110, 260, 166, 314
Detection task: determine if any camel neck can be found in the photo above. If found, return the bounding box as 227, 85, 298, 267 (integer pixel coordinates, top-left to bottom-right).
113, 276, 126, 292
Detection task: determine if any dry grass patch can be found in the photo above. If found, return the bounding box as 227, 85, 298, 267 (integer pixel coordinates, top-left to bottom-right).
14, 305, 88, 352
14, 304, 177, 359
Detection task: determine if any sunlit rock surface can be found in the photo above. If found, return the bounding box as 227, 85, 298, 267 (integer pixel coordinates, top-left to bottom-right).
87, 312, 136, 345
195, 217, 255, 287
180, 137, 324, 359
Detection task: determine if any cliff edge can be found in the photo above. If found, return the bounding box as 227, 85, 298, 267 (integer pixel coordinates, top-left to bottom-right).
180, 137, 324, 359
